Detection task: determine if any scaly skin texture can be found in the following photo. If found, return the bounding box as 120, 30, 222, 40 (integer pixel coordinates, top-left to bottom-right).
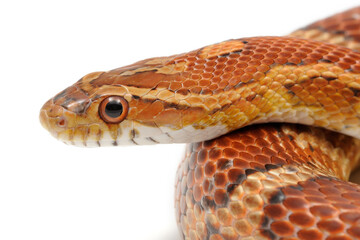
175, 124, 360, 240
290, 7, 360, 51
172, 7, 360, 240
40, 36, 360, 146
39, 6, 360, 240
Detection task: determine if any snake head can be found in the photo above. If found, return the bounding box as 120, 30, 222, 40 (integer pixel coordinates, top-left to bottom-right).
39, 57, 225, 146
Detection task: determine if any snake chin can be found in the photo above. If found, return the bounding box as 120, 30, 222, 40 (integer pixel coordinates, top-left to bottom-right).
56, 123, 230, 147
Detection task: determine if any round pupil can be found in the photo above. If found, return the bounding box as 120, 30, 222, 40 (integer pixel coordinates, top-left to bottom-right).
105, 100, 123, 118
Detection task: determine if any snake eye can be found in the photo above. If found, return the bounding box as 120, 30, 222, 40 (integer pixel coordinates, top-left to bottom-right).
99, 96, 128, 124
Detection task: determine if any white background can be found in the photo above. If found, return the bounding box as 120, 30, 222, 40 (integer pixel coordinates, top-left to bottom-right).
1, 1, 359, 239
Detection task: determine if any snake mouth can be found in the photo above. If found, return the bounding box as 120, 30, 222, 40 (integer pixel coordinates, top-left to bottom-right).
39, 98, 165, 146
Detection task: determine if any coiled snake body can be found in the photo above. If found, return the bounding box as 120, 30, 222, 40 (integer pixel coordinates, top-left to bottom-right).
40, 7, 360, 240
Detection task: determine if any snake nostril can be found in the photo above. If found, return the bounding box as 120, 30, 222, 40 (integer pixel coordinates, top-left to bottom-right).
57, 117, 66, 127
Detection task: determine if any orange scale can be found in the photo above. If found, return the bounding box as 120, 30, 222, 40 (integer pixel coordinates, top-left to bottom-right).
214, 172, 228, 188
216, 57, 228, 63
318, 220, 345, 234
248, 59, 262, 66
347, 227, 360, 239
339, 88, 355, 98
283, 197, 309, 211
338, 62, 351, 69
261, 58, 275, 65
227, 168, 245, 183
239, 55, 251, 62
265, 52, 278, 59
208, 84, 219, 91
283, 45, 296, 52
193, 184, 204, 202
270, 220, 295, 237
284, 188, 308, 201
310, 205, 338, 218
240, 73, 253, 83
264, 204, 288, 219
214, 189, 229, 206
216, 158, 232, 171
202, 178, 215, 195
279, 52, 292, 58
258, 43, 271, 48
205, 162, 217, 177
270, 156, 288, 165
321, 85, 338, 95
343, 56, 358, 65
278, 152, 294, 162
238, 135, 255, 145
273, 42, 286, 48
245, 145, 261, 155
333, 51, 346, 57
235, 61, 248, 69
222, 148, 239, 158
289, 212, 316, 228
342, 192, 360, 201
299, 47, 313, 53
215, 81, 229, 90
199, 79, 211, 87
189, 86, 202, 94
253, 155, 271, 164
306, 196, 331, 205
315, 48, 329, 55
228, 54, 240, 59
220, 73, 232, 81
169, 82, 182, 91
195, 59, 207, 65
294, 51, 307, 58
274, 57, 288, 65
209, 148, 223, 160
205, 60, 217, 67
233, 158, 251, 169
190, 74, 202, 81
231, 141, 246, 151
238, 151, 254, 161
204, 68, 215, 75
270, 143, 285, 153
269, 47, 282, 53
224, 65, 235, 72
187, 56, 198, 62
306, 84, 320, 93
215, 63, 226, 70
241, 49, 254, 56
194, 64, 205, 71
298, 228, 324, 240
303, 58, 318, 65
327, 54, 341, 62
262, 147, 277, 157
348, 52, 360, 59
351, 64, 360, 73
289, 57, 302, 65
340, 212, 360, 224
244, 66, 257, 74
319, 187, 342, 196
256, 64, 270, 72
254, 48, 267, 54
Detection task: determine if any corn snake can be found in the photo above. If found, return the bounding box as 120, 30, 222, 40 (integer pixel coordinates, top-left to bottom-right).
40, 6, 360, 240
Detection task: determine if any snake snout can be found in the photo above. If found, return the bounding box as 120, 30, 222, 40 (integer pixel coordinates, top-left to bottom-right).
39, 98, 73, 139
